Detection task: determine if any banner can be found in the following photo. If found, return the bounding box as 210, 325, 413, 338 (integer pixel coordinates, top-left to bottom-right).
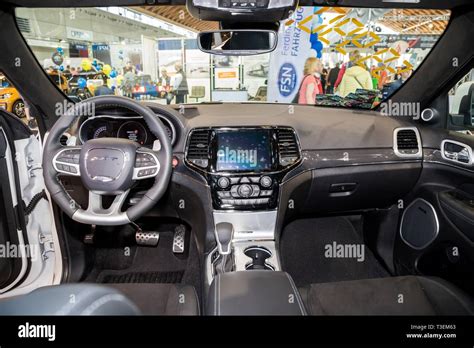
267, 7, 321, 103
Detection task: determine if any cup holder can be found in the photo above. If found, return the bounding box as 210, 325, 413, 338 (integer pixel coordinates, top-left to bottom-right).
244, 246, 275, 271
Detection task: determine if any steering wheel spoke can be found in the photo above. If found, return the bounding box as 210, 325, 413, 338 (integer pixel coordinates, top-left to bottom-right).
52, 146, 82, 176
73, 190, 130, 225
133, 148, 160, 180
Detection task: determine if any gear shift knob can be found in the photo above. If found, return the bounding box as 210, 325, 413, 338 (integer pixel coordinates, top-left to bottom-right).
215, 222, 234, 255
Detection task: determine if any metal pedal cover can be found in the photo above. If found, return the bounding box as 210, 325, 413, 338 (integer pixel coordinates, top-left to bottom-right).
173, 225, 186, 254
135, 231, 160, 247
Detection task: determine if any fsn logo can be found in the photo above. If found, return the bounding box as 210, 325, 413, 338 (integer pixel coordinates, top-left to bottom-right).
278, 63, 297, 97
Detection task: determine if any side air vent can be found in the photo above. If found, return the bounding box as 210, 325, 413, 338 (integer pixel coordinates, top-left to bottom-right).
277, 128, 300, 166
393, 127, 422, 158
16, 17, 31, 33
186, 129, 210, 168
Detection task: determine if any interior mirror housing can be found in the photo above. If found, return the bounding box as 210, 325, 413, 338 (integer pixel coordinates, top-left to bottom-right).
187, 0, 295, 22
197, 29, 277, 56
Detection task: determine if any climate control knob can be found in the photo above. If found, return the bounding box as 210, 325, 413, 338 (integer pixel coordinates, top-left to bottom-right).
238, 184, 253, 197
260, 176, 272, 188
217, 177, 230, 189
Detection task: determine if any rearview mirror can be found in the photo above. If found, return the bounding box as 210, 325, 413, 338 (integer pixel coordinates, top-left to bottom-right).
197, 30, 277, 56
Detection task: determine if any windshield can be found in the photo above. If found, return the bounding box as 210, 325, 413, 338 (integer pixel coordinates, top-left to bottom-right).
16, 6, 450, 109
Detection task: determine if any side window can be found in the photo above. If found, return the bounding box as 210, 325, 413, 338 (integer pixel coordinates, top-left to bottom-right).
0, 71, 37, 130
448, 68, 474, 131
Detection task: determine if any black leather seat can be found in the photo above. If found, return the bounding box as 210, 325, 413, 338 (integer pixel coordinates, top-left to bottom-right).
300, 276, 474, 315
0, 283, 199, 315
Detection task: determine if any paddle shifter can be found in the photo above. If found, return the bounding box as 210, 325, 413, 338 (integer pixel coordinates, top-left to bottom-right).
214, 222, 234, 274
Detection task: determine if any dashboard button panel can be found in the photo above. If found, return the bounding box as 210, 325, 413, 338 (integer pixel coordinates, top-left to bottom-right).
212, 175, 278, 210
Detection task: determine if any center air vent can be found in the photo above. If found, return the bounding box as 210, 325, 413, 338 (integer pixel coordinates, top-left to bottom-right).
277, 128, 300, 166
186, 129, 210, 168
393, 127, 422, 158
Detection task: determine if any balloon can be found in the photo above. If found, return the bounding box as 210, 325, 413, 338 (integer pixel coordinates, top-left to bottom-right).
116, 74, 124, 85
109, 70, 117, 78
59, 65, 64, 71
96, 65, 102, 71
57, 47, 64, 54
77, 77, 87, 88
81, 59, 92, 71
103, 64, 112, 76
92, 59, 98, 66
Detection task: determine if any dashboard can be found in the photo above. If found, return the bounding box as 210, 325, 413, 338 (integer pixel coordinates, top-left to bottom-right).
78, 115, 176, 146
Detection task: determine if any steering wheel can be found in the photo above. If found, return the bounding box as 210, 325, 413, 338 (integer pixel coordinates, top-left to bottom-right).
43, 96, 172, 226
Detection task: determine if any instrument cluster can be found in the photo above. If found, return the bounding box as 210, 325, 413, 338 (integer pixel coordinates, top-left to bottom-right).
79, 115, 176, 147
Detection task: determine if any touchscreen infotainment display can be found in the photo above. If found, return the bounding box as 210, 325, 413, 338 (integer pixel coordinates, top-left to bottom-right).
216, 130, 272, 172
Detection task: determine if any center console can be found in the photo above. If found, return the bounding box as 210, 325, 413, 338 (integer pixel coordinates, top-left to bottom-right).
185, 126, 303, 314
185, 126, 301, 211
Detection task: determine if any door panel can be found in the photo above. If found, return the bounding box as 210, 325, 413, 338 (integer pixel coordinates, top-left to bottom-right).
0, 112, 30, 291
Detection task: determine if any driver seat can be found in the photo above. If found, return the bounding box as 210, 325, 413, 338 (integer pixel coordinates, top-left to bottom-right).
0, 283, 200, 316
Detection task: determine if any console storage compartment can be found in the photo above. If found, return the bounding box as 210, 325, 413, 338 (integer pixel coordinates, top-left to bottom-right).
207, 271, 306, 315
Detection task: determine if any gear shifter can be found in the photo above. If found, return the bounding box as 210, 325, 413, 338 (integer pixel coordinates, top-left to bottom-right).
214, 222, 234, 275
215, 222, 234, 255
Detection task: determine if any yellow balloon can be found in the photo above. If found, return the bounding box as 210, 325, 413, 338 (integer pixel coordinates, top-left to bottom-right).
103, 64, 112, 76
81, 59, 92, 71
116, 75, 124, 85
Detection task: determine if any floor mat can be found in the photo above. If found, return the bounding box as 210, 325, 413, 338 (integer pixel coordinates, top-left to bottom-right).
280, 217, 389, 287
98, 270, 184, 284
84, 224, 202, 300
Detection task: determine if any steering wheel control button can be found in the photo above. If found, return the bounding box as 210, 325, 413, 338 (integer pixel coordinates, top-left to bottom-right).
217, 177, 230, 189
260, 176, 272, 188
54, 148, 81, 176
135, 152, 157, 167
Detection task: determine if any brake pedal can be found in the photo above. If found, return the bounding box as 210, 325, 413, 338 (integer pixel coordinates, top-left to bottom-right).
173, 225, 186, 254
135, 231, 160, 247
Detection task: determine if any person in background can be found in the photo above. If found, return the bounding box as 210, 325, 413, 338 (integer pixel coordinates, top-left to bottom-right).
334, 50, 362, 91
70, 67, 78, 76
122, 65, 136, 98
377, 63, 388, 90
297, 57, 323, 104
337, 51, 373, 97
159, 68, 173, 104
173, 62, 188, 104
326, 62, 340, 94
384, 66, 413, 96
94, 75, 114, 96
321, 67, 328, 94
63, 65, 71, 74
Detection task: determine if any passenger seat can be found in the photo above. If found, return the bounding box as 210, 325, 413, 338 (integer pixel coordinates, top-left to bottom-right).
299, 276, 474, 315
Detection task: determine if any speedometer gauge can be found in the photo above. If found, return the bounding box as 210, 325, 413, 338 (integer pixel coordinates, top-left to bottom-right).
117, 121, 148, 145
93, 125, 108, 139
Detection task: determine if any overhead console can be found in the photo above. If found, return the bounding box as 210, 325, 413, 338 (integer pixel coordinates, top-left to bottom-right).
186, 0, 296, 22
185, 126, 301, 210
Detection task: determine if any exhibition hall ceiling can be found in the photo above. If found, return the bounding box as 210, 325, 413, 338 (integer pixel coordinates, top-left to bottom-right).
134, 5, 219, 33
135, 6, 449, 35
